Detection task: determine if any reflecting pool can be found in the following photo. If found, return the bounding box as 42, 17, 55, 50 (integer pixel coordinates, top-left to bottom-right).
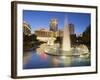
23, 49, 90, 69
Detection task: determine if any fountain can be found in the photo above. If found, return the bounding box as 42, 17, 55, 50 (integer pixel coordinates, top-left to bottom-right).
62, 16, 71, 51
44, 16, 90, 58
45, 16, 72, 56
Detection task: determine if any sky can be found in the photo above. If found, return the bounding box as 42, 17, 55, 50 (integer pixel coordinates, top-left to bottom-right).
23, 10, 91, 34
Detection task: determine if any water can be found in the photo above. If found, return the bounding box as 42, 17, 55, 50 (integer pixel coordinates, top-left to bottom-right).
23, 50, 90, 69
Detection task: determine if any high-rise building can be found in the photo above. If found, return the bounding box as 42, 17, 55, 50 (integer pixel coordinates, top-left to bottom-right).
23, 21, 31, 35
69, 23, 75, 35
50, 18, 58, 32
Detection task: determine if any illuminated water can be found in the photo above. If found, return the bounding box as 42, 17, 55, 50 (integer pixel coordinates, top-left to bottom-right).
23, 50, 90, 69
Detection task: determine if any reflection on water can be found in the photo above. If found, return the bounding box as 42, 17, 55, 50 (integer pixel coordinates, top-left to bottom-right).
23, 49, 90, 69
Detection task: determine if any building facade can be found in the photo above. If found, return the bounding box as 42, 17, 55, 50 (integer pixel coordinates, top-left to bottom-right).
35, 29, 52, 37
23, 21, 31, 35
69, 23, 75, 35
50, 18, 58, 32
34, 29, 56, 42
34, 19, 75, 44
35, 29, 63, 37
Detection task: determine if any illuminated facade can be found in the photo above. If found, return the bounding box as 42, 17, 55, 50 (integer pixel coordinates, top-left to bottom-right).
35, 29, 63, 37
50, 18, 58, 32
23, 21, 31, 35
35, 29, 52, 37
55, 30, 63, 37
34, 19, 75, 43
34, 29, 55, 42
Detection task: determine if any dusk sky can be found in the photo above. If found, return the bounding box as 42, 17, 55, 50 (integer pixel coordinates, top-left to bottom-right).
23, 10, 91, 34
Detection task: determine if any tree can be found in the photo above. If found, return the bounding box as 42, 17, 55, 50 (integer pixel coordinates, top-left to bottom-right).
31, 34, 38, 41
23, 33, 31, 42
70, 34, 77, 47
55, 37, 62, 45
82, 24, 91, 50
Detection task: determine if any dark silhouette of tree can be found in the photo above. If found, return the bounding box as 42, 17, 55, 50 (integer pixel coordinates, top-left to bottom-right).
31, 34, 38, 42
23, 33, 30, 42
70, 34, 77, 47
55, 37, 62, 45
82, 24, 91, 50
